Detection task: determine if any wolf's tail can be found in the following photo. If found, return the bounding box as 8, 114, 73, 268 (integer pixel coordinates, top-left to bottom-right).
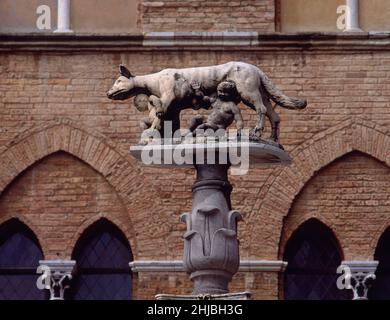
259, 71, 307, 110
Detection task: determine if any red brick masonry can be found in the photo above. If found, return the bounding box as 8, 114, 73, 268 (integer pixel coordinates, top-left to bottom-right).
0, 32, 389, 298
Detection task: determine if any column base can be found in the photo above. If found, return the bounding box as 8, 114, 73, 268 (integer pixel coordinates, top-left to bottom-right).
156, 292, 251, 300
343, 28, 364, 32
190, 270, 232, 295
53, 29, 74, 33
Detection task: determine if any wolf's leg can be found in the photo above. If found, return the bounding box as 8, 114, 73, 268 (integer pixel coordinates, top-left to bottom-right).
156, 93, 174, 117
239, 91, 267, 138
157, 75, 176, 116
232, 73, 267, 137
266, 102, 281, 142
263, 96, 281, 142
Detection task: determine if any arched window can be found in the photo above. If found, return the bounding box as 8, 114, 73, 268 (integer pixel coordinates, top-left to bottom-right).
0, 218, 45, 300
69, 219, 133, 300
283, 219, 350, 300
369, 227, 390, 300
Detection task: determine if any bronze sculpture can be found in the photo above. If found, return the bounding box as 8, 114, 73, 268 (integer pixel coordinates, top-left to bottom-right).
107, 62, 307, 143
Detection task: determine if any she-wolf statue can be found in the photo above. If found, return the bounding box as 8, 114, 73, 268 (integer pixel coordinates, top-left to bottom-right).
107, 61, 307, 142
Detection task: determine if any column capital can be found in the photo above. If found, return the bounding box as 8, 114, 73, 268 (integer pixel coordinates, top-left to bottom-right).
38, 260, 77, 300
340, 260, 379, 300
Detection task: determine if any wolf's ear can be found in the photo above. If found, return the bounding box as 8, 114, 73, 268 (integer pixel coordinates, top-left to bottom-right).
119, 65, 134, 78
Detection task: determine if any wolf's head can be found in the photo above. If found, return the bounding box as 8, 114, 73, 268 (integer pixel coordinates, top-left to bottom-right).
107, 65, 136, 100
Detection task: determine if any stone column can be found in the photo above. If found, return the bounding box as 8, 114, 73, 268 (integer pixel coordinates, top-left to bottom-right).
129, 141, 292, 299
345, 0, 362, 32
340, 261, 378, 300
38, 260, 76, 300
181, 163, 242, 295
54, 0, 73, 33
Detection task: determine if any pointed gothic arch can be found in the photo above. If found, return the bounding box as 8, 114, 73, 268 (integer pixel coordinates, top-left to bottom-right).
69, 218, 133, 300
282, 218, 350, 300
247, 118, 390, 258
0, 120, 156, 259
0, 218, 46, 300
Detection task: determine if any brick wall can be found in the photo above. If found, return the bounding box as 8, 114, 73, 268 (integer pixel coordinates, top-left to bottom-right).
136, 271, 278, 299
0, 46, 389, 299
280, 151, 390, 261
141, 0, 275, 32
0, 152, 133, 259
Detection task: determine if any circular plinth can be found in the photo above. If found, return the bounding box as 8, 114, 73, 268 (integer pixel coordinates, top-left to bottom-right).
129, 141, 291, 168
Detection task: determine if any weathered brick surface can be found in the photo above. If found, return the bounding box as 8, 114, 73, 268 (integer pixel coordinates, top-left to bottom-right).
247, 117, 390, 260
0, 152, 135, 259
0, 49, 389, 299
136, 271, 278, 299
137, 272, 192, 298
141, 0, 275, 32
280, 151, 390, 261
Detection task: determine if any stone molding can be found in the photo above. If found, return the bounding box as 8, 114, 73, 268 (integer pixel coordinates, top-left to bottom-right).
129, 260, 287, 273
143, 32, 259, 47
0, 32, 389, 52
341, 260, 379, 273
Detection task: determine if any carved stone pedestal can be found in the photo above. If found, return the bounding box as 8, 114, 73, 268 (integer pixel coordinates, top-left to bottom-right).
130, 141, 291, 298
182, 163, 240, 295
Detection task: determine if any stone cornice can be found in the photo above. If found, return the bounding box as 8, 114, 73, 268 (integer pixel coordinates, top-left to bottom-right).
341, 260, 379, 273
0, 32, 389, 52
129, 260, 288, 272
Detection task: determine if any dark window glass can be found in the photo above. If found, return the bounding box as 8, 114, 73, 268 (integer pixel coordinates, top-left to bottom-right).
369, 228, 390, 300
283, 219, 351, 300
0, 219, 45, 300
69, 219, 133, 300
